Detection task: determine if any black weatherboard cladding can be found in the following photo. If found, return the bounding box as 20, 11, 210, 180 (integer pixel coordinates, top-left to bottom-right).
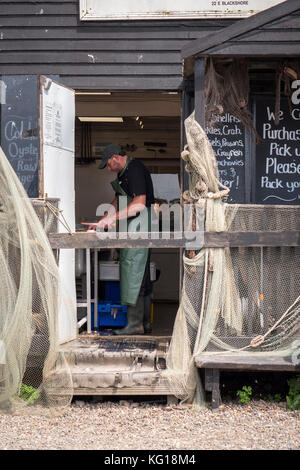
0, 1, 234, 90
182, 0, 300, 58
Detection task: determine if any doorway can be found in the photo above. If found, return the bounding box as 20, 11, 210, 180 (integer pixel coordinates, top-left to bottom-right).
74, 91, 182, 336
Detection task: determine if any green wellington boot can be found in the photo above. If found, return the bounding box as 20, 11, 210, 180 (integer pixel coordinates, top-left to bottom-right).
113, 295, 144, 335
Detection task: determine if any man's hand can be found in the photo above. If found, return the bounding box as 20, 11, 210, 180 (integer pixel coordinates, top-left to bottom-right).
86, 195, 145, 231
97, 215, 116, 230
87, 215, 115, 231
87, 223, 97, 231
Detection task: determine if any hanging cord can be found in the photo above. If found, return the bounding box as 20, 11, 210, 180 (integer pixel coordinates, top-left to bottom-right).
44, 201, 73, 235
206, 183, 230, 200
212, 294, 300, 354
250, 294, 300, 348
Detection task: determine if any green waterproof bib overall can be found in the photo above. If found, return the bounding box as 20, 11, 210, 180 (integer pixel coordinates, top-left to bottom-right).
111, 158, 150, 306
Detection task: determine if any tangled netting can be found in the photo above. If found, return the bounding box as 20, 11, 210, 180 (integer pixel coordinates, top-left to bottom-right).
0, 147, 74, 415
204, 58, 261, 142
163, 112, 300, 407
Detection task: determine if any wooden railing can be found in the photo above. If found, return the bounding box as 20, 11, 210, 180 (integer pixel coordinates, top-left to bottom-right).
48, 230, 300, 250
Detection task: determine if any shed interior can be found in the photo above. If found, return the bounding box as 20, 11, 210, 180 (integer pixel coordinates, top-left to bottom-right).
74, 91, 182, 335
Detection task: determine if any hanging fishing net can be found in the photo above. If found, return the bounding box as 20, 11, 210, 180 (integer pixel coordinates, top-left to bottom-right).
163, 112, 300, 407
0, 147, 74, 415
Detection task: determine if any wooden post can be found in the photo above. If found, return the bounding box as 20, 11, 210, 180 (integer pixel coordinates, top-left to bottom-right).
181, 79, 193, 193
194, 57, 206, 126
180, 80, 194, 297
212, 369, 221, 411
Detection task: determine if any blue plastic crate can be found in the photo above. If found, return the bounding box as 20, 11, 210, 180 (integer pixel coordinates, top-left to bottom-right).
91, 301, 127, 328
103, 281, 120, 302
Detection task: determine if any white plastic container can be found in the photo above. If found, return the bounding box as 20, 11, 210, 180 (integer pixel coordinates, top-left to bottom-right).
99, 261, 156, 281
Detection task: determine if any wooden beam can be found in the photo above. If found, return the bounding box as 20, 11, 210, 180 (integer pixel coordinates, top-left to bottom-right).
206, 42, 300, 57
195, 354, 300, 371
181, 0, 300, 59
194, 57, 206, 126
48, 231, 300, 250
1, 64, 181, 76
61, 76, 184, 91
76, 100, 181, 118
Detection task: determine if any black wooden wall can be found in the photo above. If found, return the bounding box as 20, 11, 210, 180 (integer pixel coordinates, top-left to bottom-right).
201, 9, 300, 56
0, 0, 234, 90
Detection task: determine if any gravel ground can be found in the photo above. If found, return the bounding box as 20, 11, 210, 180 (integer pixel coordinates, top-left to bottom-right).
0, 399, 299, 451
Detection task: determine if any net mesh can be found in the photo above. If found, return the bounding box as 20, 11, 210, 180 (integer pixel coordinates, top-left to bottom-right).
0, 109, 299, 412
163, 112, 300, 407
0, 147, 74, 415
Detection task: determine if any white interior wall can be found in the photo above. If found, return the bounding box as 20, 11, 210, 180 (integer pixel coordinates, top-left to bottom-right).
75, 165, 115, 224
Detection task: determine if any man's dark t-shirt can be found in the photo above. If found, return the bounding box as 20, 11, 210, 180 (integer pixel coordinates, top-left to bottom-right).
117, 159, 154, 207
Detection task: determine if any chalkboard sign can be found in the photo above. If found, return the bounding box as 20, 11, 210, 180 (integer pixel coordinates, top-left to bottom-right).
206, 113, 246, 203
255, 97, 300, 205
0, 76, 39, 198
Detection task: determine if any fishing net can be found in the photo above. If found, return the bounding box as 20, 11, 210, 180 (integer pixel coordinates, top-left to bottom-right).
204, 58, 261, 143
0, 147, 74, 415
163, 112, 300, 407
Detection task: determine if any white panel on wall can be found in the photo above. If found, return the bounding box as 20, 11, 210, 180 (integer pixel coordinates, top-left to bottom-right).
80, 0, 285, 20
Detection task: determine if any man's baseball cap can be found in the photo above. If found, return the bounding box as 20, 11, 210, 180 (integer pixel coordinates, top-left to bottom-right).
98, 144, 122, 169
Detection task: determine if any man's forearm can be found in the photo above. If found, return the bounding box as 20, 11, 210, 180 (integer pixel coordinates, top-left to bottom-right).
99, 197, 118, 220
115, 196, 146, 221
96, 195, 146, 230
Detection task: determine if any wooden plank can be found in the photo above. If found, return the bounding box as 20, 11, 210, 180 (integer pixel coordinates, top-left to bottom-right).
60, 76, 183, 90
0, 28, 224, 41
0, 51, 181, 64
207, 231, 300, 247
0, 64, 181, 75
0, 17, 79, 27
206, 42, 300, 57
48, 231, 300, 250
72, 384, 172, 396
264, 14, 300, 29
0, 3, 75, 15
0, 16, 233, 29
238, 30, 300, 42
181, 0, 300, 58
0, 39, 189, 52
195, 354, 300, 371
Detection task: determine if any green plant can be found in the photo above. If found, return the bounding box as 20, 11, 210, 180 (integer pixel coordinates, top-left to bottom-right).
264, 393, 282, 403
237, 385, 252, 404
274, 393, 282, 403
19, 384, 40, 405
286, 375, 300, 411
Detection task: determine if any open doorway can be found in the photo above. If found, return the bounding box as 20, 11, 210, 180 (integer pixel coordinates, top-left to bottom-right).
74, 91, 182, 337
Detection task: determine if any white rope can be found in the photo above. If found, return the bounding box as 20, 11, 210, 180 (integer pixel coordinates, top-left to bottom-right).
44, 201, 73, 235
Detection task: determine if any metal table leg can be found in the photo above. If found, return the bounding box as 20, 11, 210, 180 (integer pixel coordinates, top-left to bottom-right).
86, 248, 91, 333
94, 248, 98, 329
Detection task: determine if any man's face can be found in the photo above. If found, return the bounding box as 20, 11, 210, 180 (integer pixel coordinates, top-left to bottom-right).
107, 154, 121, 172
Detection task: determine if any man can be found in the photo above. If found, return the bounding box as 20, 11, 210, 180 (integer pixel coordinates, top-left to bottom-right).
89, 144, 154, 335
